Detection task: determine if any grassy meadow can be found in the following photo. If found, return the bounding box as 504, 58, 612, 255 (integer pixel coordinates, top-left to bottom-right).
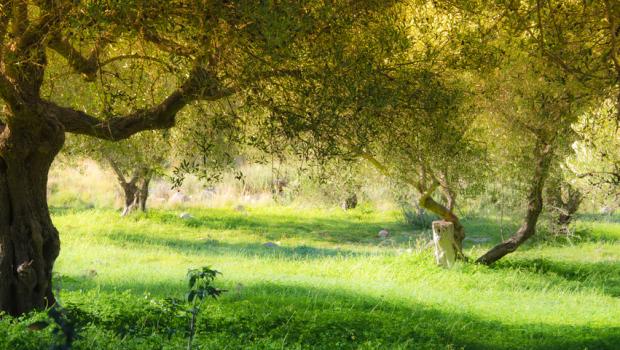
1, 204, 618, 349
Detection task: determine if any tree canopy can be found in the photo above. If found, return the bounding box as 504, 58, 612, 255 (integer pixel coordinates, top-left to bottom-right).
1, 0, 619, 316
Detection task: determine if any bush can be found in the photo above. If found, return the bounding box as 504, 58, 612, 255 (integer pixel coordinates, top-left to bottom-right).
400, 202, 437, 230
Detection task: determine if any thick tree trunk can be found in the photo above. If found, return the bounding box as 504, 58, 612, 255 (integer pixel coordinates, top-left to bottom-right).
476, 144, 553, 265
0, 120, 64, 316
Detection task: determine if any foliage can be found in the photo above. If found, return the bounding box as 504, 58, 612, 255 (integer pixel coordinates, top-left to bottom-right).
568, 99, 620, 206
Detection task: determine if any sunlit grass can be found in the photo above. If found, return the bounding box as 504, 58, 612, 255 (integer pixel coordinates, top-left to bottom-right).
15, 206, 613, 349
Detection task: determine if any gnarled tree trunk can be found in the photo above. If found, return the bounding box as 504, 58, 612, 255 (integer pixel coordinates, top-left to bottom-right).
477, 143, 553, 265
0, 120, 64, 316
108, 160, 151, 216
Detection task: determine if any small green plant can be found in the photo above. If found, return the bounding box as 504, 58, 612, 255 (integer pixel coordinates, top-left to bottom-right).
158, 267, 225, 349
184, 267, 225, 350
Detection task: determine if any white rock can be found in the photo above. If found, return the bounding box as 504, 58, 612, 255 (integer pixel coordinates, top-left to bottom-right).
378, 229, 389, 239
179, 212, 193, 219
465, 236, 491, 244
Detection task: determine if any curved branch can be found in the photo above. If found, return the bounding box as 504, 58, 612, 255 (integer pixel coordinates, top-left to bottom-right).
48, 37, 99, 80
47, 65, 236, 141
142, 31, 195, 57
48, 30, 115, 81
44, 89, 188, 141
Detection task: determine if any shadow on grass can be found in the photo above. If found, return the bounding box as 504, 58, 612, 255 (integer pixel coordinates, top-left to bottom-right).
135, 210, 526, 250
144, 210, 412, 245
462, 214, 620, 249
576, 213, 620, 224
102, 230, 379, 260
495, 257, 620, 298
460, 216, 520, 248
49, 205, 97, 216
55, 276, 620, 350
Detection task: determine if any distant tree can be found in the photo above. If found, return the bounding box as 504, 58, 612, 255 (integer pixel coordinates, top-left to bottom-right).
568, 99, 620, 206
241, 1, 489, 258
472, 15, 593, 265
65, 132, 167, 216
544, 167, 583, 235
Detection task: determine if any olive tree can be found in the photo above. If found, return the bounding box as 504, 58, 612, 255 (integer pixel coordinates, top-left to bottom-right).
0, 0, 396, 315
65, 133, 168, 216
568, 99, 620, 206
239, 0, 488, 258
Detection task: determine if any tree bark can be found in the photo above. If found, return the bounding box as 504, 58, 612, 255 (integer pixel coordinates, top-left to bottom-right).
0, 119, 64, 316
121, 182, 140, 217
476, 143, 554, 265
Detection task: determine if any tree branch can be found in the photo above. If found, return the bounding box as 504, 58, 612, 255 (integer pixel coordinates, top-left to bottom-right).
48, 37, 99, 80
142, 31, 195, 57
46, 65, 235, 140
107, 157, 128, 185
45, 89, 187, 141
48, 31, 115, 81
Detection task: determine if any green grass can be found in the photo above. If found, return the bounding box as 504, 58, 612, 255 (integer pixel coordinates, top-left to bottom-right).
2, 207, 619, 349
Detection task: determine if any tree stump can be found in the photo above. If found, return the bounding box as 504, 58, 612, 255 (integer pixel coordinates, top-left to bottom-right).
432, 220, 456, 267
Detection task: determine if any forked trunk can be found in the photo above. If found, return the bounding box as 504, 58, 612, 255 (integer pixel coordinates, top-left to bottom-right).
109, 160, 151, 216
0, 120, 64, 316
119, 176, 151, 216
476, 143, 553, 265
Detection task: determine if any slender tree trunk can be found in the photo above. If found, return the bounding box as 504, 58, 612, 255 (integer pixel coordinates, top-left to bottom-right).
138, 173, 151, 212
0, 120, 64, 316
476, 143, 553, 265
